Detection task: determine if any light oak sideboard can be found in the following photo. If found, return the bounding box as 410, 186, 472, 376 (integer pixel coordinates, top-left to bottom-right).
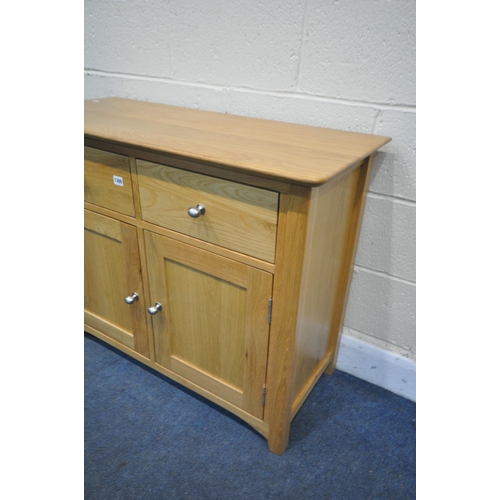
84, 97, 390, 454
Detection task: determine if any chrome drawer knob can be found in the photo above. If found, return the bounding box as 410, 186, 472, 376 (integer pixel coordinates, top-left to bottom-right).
187, 204, 206, 218
124, 292, 139, 304
147, 302, 163, 315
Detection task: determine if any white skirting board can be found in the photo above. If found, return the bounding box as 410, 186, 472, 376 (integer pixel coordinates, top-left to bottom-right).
335, 332, 416, 402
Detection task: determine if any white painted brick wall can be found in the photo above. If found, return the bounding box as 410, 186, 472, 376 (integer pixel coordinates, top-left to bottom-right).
84, 0, 416, 369
371, 110, 416, 201
85, 0, 173, 77
169, 0, 305, 89
356, 196, 416, 282
300, 0, 416, 105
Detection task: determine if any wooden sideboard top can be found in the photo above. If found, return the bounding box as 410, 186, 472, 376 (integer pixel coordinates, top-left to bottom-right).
84, 97, 390, 186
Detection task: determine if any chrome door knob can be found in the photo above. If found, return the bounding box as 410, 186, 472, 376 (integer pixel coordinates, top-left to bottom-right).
187, 204, 206, 218
147, 302, 163, 315
124, 292, 139, 304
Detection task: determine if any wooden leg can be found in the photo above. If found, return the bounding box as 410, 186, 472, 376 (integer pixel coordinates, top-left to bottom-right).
263, 186, 310, 456
325, 358, 335, 376
267, 421, 290, 455
264, 352, 294, 455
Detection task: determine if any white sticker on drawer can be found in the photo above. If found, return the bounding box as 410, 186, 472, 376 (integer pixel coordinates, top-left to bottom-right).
113, 175, 124, 187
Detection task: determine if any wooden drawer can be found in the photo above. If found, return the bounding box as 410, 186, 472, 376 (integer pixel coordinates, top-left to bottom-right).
136, 159, 279, 263
84, 147, 135, 216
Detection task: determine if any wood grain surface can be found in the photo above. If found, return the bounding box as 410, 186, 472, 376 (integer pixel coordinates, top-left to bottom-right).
84, 146, 136, 216
85, 98, 390, 186
137, 159, 279, 262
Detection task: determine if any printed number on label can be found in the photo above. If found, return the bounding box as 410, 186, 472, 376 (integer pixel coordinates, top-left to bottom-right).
113, 175, 124, 187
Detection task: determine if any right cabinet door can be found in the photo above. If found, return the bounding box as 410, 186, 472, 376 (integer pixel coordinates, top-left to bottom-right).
144, 231, 273, 419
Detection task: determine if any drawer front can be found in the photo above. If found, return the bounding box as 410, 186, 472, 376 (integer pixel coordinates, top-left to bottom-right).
137, 160, 279, 263
84, 147, 135, 216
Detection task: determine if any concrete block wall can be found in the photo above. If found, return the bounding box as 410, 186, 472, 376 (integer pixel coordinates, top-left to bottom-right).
84, 0, 416, 399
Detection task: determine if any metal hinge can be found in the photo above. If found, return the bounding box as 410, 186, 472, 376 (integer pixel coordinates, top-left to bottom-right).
267, 298, 273, 324
261, 384, 267, 407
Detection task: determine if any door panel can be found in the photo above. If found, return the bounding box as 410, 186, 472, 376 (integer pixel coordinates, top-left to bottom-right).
145, 231, 272, 418
166, 259, 247, 390
84, 210, 149, 356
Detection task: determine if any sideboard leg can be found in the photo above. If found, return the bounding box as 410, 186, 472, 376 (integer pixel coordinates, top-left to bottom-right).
325, 358, 335, 376
267, 426, 290, 455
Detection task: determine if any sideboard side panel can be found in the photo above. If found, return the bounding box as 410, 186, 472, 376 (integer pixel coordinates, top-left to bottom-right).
290, 165, 364, 415
325, 155, 375, 374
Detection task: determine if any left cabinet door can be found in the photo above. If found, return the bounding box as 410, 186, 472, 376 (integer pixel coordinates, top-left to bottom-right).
84, 210, 150, 357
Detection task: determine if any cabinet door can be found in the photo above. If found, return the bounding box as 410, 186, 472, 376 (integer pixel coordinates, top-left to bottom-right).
84, 210, 149, 357
145, 231, 272, 419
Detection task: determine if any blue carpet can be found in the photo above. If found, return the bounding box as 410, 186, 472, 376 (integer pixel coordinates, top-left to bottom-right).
85, 333, 415, 499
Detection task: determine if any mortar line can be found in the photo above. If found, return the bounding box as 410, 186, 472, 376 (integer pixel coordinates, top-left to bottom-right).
372, 109, 383, 135
295, 0, 311, 91
84, 69, 416, 112
367, 191, 416, 206
353, 265, 416, 286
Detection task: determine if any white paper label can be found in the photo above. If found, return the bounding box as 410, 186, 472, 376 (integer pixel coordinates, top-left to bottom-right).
113, 175, 124, 187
